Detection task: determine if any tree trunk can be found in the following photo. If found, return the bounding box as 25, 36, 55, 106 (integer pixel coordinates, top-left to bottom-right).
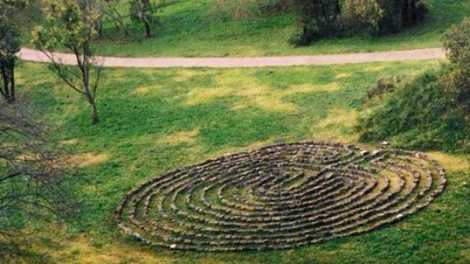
410, 0, 418, 25
96, 19, 104, 39
395, 0, 404, 31
143, 17, 152, 38
1, 65, 8, 101
0, 62, 15, 104
334, 0, 341, 16
9, 60, 15, 104
402, 0, 410, 28
85, 84, 99, 125
97, 0, 104, 38
80, 48, 99, 125
85, 93, 99, 124
90, 100, 99, 124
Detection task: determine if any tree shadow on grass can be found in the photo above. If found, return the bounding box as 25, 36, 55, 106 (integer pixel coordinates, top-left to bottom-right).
0, 241, 55, 264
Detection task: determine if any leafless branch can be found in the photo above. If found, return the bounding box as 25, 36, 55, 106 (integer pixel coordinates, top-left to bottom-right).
0, 99, 79, 239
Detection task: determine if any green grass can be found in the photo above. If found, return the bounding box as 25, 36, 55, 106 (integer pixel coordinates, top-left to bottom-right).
88, 0, 470, 57
7, 60, 469, 263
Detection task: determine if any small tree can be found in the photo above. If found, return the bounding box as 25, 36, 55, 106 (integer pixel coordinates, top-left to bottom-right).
131, 0, 157, 38
0, 100, 77, 241
441, 18, 470, 113
0, 0, 26, 103
32, 0, 103, 124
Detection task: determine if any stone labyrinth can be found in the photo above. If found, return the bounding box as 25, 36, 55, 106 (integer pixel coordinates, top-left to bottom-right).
115, 142, 446, 252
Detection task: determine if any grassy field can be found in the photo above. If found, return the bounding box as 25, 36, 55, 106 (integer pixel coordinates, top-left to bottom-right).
87, 0, 470, 57
6, 60, 469, 263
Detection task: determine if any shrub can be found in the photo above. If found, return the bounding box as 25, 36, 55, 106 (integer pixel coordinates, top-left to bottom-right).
441, 18, 470, 113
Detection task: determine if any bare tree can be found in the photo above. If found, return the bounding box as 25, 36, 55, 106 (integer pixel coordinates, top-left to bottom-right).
0, 100, 78, 241
32, 0, 103, 124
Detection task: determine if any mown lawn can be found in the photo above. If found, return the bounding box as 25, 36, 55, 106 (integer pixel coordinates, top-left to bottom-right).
8, 60, 470, 264
89, 0, 470, 57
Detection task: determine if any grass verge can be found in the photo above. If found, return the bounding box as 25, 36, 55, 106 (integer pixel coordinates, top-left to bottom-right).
6, 59, 469, 263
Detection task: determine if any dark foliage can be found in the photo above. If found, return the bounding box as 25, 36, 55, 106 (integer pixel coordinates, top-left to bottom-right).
292, 0, 430, 46
290, 0, 342, 46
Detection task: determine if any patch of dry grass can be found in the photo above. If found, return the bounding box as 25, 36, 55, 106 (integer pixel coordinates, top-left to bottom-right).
65, 152, 110, 168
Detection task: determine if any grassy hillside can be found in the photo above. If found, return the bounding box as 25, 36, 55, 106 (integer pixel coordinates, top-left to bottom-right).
5, 60, 469, 263
90, 0, 470, 57
358, 67, 470, 152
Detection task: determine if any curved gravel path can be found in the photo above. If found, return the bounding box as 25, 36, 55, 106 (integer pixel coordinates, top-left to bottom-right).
18, 48, 445, 68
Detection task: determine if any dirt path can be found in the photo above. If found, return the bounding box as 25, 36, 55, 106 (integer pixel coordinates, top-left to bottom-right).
18, 48, 445, 68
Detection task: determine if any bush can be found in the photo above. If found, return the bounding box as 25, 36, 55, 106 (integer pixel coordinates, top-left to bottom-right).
441, 18, 470, 113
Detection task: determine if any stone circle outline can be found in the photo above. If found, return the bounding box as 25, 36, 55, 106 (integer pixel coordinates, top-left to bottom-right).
115, 142, 446, 252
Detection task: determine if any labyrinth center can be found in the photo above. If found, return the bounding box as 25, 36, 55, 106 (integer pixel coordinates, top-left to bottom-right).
115, 142, 446, 252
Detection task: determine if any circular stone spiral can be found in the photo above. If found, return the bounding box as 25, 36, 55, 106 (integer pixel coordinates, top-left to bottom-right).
115, 142, 446, 252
